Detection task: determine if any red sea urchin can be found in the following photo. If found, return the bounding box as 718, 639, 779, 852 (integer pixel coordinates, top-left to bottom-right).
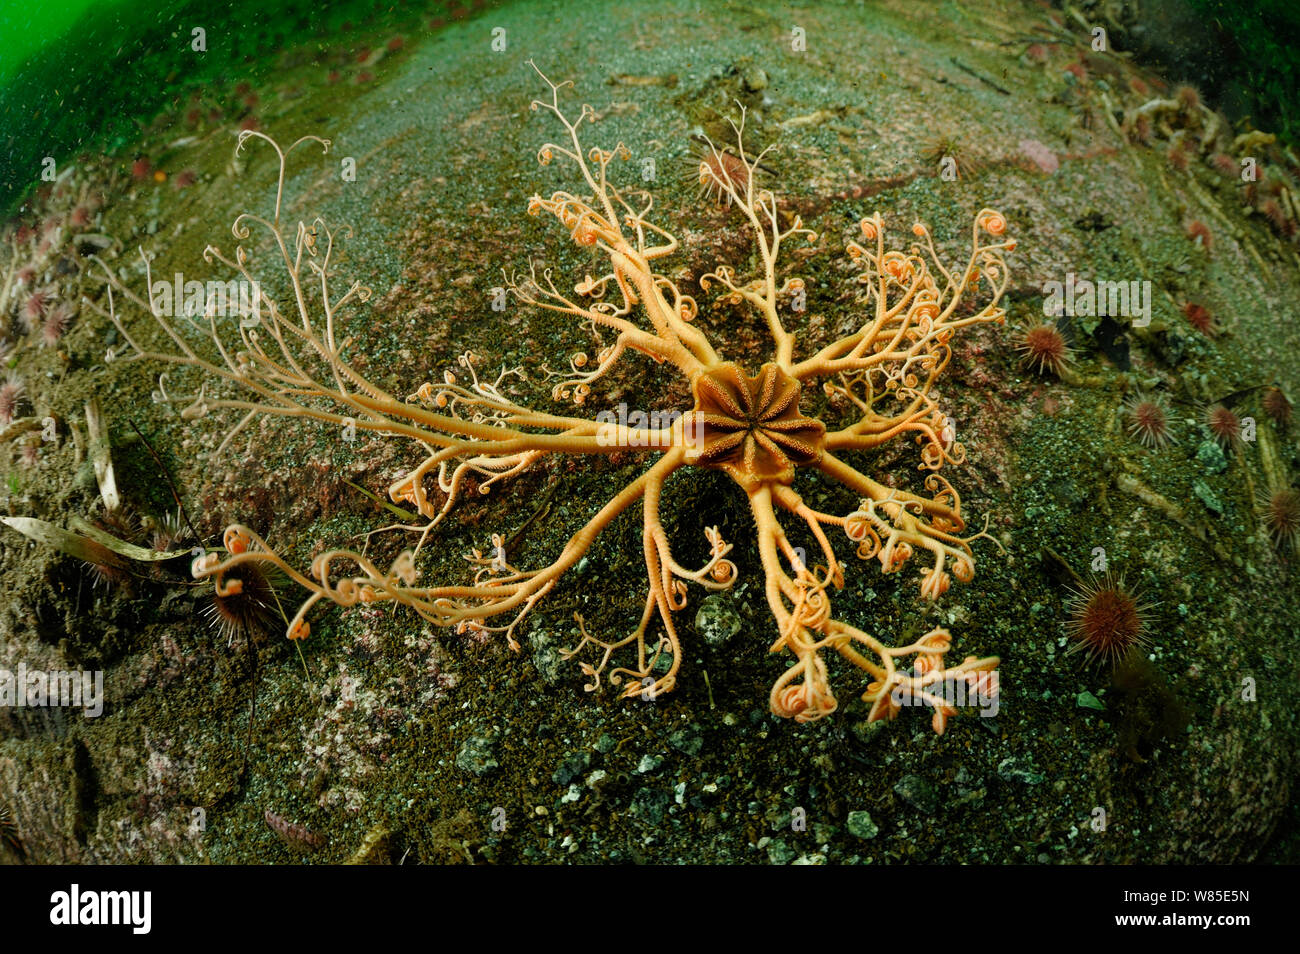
1185, 219, 1213, 251
150, 508, 190, 553
84, 509, 141, 593
1124, 392, 1173, 449
1181, 301, 1214, 336
1066, 574, 1152, 667
1130, 114, 1153, 145
0, 373, 26, 425
1166, 141, 1191, 172
1259, 486, 1300, 551
41, 303, 74, 347
1259, 198, 1288, 232
1205, 403, 1241, 448
1024, 43, 1048, 64
20, 287, 53, 333
1262, 386, 1292, 426
1174, 85, 1201, 113
1211, 152, 1239, 178
1016, 322, 1070, 376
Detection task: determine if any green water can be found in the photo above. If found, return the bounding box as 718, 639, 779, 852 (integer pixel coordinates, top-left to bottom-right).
0, 0, 426, 216
0, 0, 103, 83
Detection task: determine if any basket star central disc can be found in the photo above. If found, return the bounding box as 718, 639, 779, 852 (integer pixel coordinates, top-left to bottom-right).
684, 362, 826, 490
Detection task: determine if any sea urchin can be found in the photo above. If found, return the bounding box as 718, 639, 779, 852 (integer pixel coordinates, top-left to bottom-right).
1124, 392, 1173, 449
1016, 322, 1070, 377
1259, 485, 1300, 551
1204, 403, 1241, 448
1066, 574, 1151, 668
203, 561, 283, 646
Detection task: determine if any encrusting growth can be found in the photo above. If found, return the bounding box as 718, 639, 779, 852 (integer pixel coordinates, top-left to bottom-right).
93, 65, 1014, 730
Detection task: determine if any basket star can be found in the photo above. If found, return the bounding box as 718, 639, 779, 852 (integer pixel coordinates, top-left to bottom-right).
95, 64, 1013, 729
